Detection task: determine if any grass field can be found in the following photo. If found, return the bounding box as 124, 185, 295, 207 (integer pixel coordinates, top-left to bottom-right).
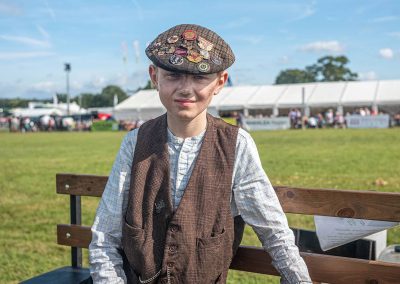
1, 128, 399, 283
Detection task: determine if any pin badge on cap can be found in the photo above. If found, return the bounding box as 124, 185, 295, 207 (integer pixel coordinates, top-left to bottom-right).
199, 49, 210, 59
197, 62, 210, 72
169, 54, 184, 65
211, 55, 222, 65
187, 50, 202, 63
167, 35, 179, 44
175, 47, 188, 57
182, 30, 197, 41
197, 36, 214, 51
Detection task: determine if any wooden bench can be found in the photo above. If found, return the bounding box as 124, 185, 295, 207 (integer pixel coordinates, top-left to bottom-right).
22, 173, 400, 283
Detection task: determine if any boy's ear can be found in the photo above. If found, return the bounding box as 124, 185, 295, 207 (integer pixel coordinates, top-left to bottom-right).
148, 65, 158, 89
215, 71, 228, 94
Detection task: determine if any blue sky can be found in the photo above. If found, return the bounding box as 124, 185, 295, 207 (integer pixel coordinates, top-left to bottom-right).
0, 0, 399, 99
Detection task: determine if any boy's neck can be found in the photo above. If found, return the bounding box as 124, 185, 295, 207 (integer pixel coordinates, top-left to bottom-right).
167, 113, 207, 139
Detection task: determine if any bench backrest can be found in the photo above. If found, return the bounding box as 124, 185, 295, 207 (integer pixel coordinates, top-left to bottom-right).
56, 173, 400, 283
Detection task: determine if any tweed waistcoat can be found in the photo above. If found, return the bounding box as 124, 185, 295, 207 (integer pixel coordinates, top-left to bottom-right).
122, 113, 245, 284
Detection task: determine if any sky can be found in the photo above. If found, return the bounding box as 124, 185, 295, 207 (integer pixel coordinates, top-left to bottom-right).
0, 0, 399, 99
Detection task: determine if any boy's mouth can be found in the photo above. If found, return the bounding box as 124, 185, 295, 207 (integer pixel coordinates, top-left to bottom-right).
174, 99, 195, 106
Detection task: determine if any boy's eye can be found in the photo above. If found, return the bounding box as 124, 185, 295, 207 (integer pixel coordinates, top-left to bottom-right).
194, 75, 207, 80
166, 73, 180, 78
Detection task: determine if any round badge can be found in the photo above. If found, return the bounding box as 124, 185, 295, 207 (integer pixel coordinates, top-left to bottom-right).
197, 36, 214, 51
166, 46, 176, 54
186, 50, 202, 63
175, 47, 188, 56
167, 35, 179, 44
197, 62, 210, 73
199, 49, 210, 59
211, 55, 222, 65
182, 30, 197, 41
169, 54, 184, 65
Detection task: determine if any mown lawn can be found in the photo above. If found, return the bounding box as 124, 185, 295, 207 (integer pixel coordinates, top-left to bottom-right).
1, 128, 399, 283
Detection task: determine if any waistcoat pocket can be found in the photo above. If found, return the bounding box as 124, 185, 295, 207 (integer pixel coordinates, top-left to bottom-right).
122, 221, 163, 282
196, 229, 226, 283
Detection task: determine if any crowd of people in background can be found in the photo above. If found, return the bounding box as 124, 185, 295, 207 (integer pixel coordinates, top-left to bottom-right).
5, 114, 94, 133
2, 107, 399, 133
288, 107, 390, 129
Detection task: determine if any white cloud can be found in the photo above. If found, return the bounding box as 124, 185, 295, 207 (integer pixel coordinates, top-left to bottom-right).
0, 51, 55, 60
299, 41, 344, 53
359, 71, 378, 81
0, 35, 51, 48
371, 16, 399, 23
379, 48, 394, 59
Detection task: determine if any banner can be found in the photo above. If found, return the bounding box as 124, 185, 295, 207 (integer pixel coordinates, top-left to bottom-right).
242, 117, 290, 131
346, 115, 390, 129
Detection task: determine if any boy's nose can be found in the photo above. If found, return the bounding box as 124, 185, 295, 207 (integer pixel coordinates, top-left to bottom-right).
178, 75, 192, 90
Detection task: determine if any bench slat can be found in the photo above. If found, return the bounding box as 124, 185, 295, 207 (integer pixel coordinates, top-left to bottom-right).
57, 224, 92, 248
56, 174, 107, 197
275, 186, 400, 222
56, 225, 400, 283
56, 174, 400, 221
231, 246, 400, 283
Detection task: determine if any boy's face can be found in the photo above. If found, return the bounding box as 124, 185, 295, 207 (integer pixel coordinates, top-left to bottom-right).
149, 65, 228, 122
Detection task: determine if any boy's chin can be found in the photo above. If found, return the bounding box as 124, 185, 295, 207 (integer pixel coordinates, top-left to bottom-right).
169, 111, 206, 121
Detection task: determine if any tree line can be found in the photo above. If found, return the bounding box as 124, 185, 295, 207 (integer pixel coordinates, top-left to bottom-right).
0, 83, 155, 110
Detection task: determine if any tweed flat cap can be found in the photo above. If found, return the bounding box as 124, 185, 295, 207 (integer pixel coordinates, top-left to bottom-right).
145, 24, 235, 74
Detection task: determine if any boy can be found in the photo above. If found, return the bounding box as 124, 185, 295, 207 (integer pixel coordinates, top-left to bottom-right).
89, 24, 311, 283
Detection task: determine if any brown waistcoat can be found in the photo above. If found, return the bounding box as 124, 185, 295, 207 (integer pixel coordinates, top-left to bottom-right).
122, 114, 245, 284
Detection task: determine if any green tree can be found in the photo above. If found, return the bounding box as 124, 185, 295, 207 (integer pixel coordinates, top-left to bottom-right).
275, 69, 316, 84
100, 85, 128, 106
308, 55, 358, 82
275, 55, 358, 84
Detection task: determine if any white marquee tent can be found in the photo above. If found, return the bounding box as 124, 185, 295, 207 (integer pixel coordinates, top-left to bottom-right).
114, 80, 400, 121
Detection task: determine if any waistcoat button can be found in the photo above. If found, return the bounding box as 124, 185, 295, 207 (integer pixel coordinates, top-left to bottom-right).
168, 245, 177, 253
170, 224, 179, 232
167, 262, 174, 268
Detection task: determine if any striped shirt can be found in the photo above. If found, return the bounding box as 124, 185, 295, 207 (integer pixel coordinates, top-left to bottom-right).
89, 127, 312, 283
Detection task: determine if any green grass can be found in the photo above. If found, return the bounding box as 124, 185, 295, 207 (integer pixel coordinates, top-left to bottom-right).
1, 129, 399, 283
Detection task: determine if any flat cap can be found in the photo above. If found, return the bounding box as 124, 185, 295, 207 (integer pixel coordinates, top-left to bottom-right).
145, 24, 235, 74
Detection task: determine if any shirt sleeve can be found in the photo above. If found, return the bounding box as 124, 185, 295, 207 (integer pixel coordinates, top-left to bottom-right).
89, 130, 138, 283
231, 129, 312, 284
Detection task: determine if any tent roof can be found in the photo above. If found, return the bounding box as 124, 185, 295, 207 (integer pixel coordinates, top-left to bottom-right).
307, 81, 346, 106
341, 81, 377, 105
376, 80, 400, 104
115, 79, 400, 112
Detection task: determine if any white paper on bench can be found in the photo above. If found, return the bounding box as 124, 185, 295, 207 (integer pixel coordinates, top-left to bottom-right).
314, 215, 399, 251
